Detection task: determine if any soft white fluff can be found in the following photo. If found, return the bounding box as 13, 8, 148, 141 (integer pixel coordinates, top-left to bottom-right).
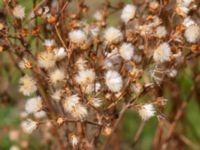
44, 39, 55, 47
93, 11, 103, 21
184, 24, 200, 43
138, 104, 156, 121
38, 51, 56, 69
121, 4, 136, 23
75, 69, 95, 85
153, 42, 172, 63
34, 110, 46, 119
69, 29, 87, 44
54, 47, 67, 60
63, 94, 88, 119
13, 5, 25, 19
19, 75, 37, 96
104, 27, 123, 44
72, 104, 88, 120
155, 26, 167, 38
119, 43, 134, 60
105, 70, 123, 92
89, 98, 102, 108
49, 69, 65, 84
70, 135, 79, 147
21, 119, 37, 134
25, 96, 42, 114
183, 17, 195, 27
63, 94, 80, 113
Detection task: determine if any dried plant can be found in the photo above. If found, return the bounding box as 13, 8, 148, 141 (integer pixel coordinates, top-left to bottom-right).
0, 0, 200, 150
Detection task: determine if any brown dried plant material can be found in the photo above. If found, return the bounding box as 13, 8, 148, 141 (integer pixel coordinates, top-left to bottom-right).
32, 26, 41, 36
21, 28, 29, 37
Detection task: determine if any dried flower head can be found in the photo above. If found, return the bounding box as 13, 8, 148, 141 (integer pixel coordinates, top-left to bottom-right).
53, 47, 67, 61
69, 29, 87, 45
105, 70, 123, 92
119, 42, 134, 60
25, 96, 42, 114
72, 104, 88, 119
121, 4, 136, 23
38, 51, 56, 69
155, 26, 167, 38
70, 134, 79, 147
184, 24, 200, 43
21, 119, 37, 134
89, 97, 102, 108
19, 75, 37, 96
104, 27, 123, 44
49, 69, 65, 84
138, 103, 156, 121
63, 94, 80, 113
75, 69, 96, 85
44, 39, 55, 51
153, 42, 172, 63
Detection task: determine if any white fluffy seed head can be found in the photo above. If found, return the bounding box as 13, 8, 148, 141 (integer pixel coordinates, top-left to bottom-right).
184, 24, 200, 43
13, 5, 25, 19
138, 104, 156, 121
70, 135, 79, 147
21, 119, 37, 134
155, 26, 167, 38
119, 43, 134, 60
104, 27, 123, 44
38, 51, 56, 69
63, 95, 88, 119
68, 29, 87, 44
53, 47, 67, 60
121, 4, 136, 23
89, 98, 102, 108
49, 69, 65, 84
71, 104, 88, 120
153, 42, 172, 63
34, 110, 46, 119
19, 75, 37, 96
105, 70, 123, 92
183, 17, 195, 28
93, 11, 103, 21
44, 39, 55, 47
75, 69, 95, 85
63, 94, 80, 113
25, 96, 42, 114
